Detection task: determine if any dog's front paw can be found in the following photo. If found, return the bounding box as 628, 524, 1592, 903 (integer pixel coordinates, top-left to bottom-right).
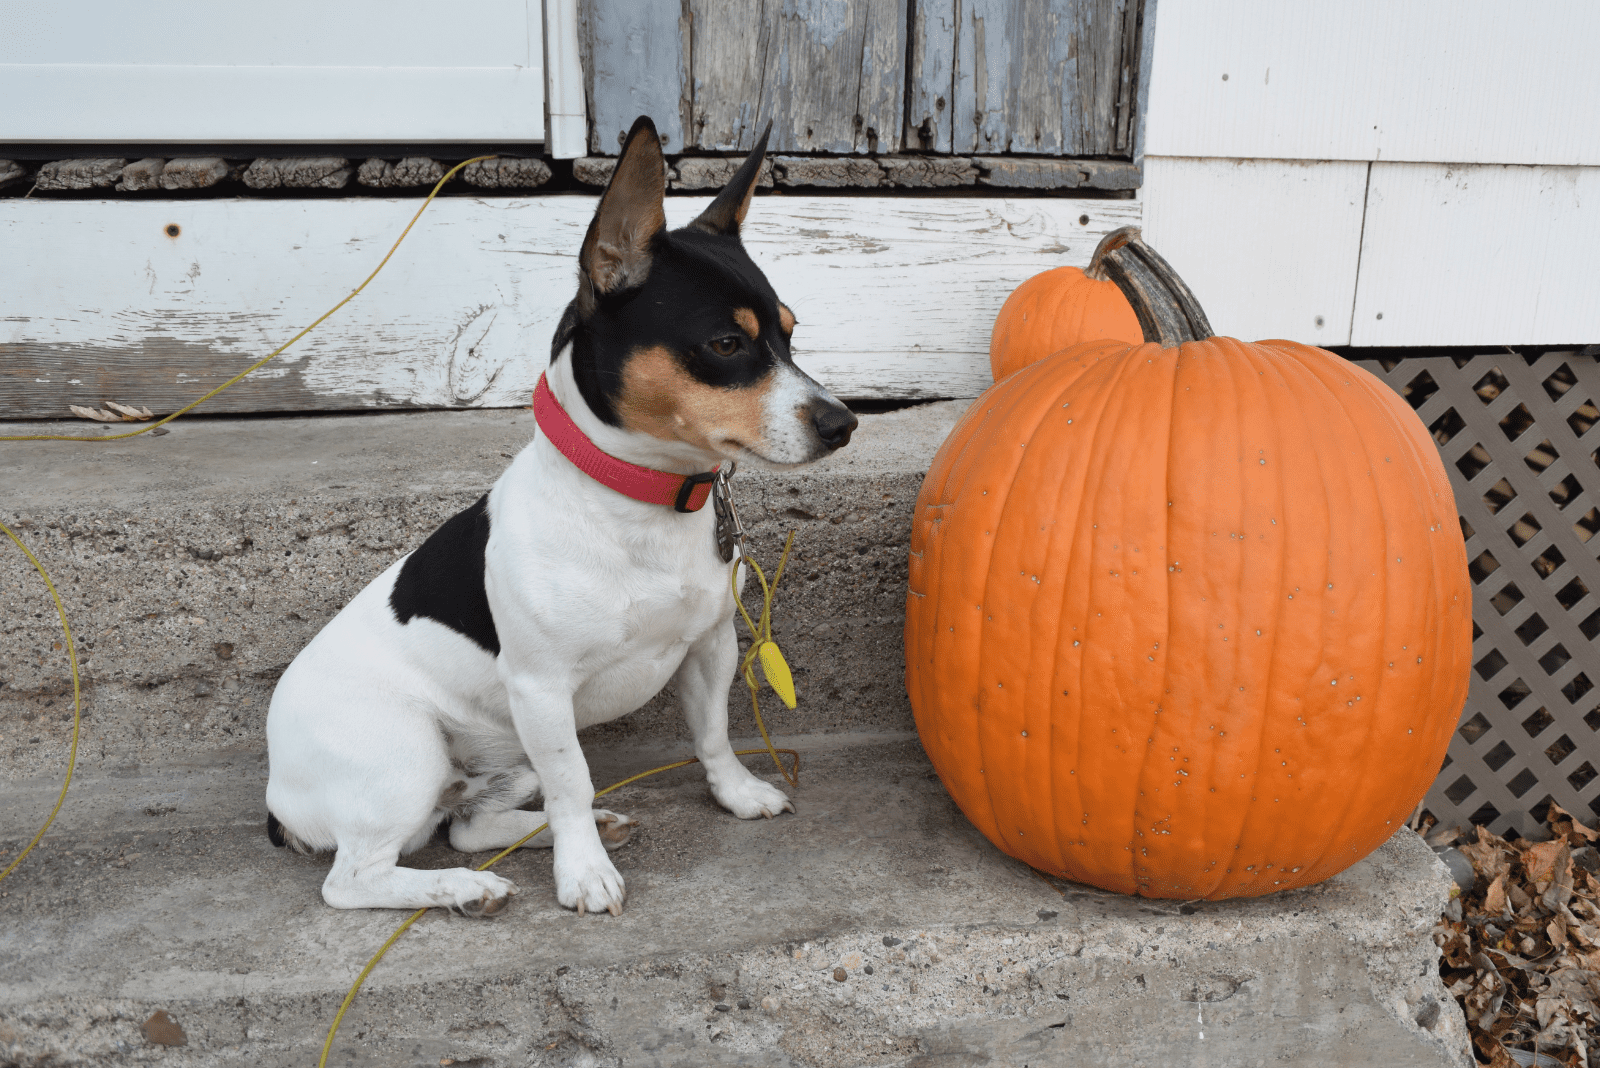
710, 773, 794, 820
447, 871, 518, 918
554, 848, 627, 916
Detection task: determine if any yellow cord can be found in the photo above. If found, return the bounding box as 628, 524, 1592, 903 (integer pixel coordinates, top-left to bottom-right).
0, 521, 82, 884
732, 532, 800, 786
0, 163, 809, 1068
0, 155, 496, 444
1, 157, 489, 884
319, 543, 803, 1068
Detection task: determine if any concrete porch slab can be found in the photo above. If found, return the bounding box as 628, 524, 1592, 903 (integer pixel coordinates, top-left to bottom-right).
2, 736, 1466, 1067
1, 404, 1470, 1065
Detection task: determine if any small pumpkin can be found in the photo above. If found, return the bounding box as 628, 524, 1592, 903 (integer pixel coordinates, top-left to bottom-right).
907, 229, 1470, 900
989, 229, 1143, 382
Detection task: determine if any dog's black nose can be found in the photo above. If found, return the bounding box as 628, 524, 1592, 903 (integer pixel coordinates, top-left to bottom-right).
812, 403, 858, 450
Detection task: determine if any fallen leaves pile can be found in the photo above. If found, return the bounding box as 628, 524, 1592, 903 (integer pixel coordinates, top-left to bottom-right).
1429, 804, 1600, 1066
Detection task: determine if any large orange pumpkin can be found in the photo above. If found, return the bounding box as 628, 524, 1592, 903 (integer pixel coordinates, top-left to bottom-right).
907, 230, 1471, 899
989, 229, 1143, 382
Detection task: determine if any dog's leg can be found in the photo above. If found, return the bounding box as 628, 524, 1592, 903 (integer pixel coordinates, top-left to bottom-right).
500, 678, 628, 916
449, 809, 637, 852
675, 619, 795, 819
321, 839, 516, 917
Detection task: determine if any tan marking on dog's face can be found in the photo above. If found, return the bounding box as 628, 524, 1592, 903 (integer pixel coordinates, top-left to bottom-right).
733, 307, 760, 340
777, 304, 796, 336
616, 345, 772, 453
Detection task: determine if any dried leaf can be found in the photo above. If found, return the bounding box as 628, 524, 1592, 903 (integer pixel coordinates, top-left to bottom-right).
1549, 804, 1600, 845
1486, 871, 1513, 917
1429, 822, 1467, 847
1476, 1032, 1517, 1068
1464, 826, 1519, 884
1543, 846, 1576, 914
69, 404, 123, 422
102, 401, 154, 420
1470, 952, 1511, 1029
1549, 916, 1571, 952
1527, 841, 1571, 898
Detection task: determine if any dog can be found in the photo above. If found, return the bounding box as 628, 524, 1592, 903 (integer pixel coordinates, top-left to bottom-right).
263, 116, 857, 917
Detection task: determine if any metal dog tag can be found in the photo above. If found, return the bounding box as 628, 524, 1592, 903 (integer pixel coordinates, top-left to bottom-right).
712, 466, 744, 563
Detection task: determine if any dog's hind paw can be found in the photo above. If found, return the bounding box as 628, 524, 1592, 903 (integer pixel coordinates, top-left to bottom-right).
710, 773, 794, 821
595, 810, 638, 851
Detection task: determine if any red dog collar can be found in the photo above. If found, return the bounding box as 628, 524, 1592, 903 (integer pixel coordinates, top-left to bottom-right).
532, 373, 719, 513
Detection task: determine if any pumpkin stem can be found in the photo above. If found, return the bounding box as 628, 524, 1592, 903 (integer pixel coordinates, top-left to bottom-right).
1092, 226, 1215, 347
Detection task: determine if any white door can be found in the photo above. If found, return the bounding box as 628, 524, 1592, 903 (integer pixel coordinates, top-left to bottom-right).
0, 0, 546, 143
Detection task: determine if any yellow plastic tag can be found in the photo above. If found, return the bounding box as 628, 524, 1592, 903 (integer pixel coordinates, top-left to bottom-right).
757, 641, 797, 709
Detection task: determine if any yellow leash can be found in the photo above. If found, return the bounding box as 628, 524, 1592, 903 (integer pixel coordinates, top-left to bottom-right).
318, 541, 803, 1068
0, 523, 82, 884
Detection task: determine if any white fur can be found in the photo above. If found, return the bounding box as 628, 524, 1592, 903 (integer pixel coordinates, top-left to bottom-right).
265, 349, 837, 917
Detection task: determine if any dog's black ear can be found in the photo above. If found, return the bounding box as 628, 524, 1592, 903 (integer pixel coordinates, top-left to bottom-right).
579, 116, 667, 303
690, 120, 772, 237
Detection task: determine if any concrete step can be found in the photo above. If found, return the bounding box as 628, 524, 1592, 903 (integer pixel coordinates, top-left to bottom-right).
2, 405, 1469, 1066
1, 403, 964, 778
2, 733, 1465, 1067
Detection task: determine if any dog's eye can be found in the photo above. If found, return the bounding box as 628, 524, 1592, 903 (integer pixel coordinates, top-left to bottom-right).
709, 336, 742, 357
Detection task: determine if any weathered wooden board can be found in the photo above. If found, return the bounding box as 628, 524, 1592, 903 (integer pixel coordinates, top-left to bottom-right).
0, 0, 546, 144
584, 0, 688, 154
0, 195, 1140, 417
1140, 156, 1369, 346
904, 0, 958, 152
1143, 0, 1600, 166
1350, 163, 1600, 347
685, 0, 907, 153
585, 0, 906, 155
910, 0, 1145, 156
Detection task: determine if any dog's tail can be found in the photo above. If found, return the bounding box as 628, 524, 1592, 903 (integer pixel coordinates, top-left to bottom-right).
265, 811, 314, 854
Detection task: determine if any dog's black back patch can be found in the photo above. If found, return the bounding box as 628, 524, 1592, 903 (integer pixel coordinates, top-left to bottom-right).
389, 494, 501, 655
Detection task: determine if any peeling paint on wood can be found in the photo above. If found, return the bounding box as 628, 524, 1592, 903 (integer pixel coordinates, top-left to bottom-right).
938, 0, 1144, 156
976, 157, 1139, 190
116, 159, 166, 192
586, 1, 687, 155
0, 195, 1139, 416
357, 158, 446, 189
461, 158, 553, 189
242, 159, 351, 190
36, 159, 126, 190
773, 156, 886, 188
160, 158, 231, 191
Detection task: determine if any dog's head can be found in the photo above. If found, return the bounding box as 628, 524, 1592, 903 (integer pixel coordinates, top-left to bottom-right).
554, 115, 857, 468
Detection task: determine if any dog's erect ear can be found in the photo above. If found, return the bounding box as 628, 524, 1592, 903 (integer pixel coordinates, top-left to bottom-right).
689, 120, 772, 237
579, 116, 668, 301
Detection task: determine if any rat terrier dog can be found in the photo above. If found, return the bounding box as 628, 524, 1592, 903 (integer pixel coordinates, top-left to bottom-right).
264, 116, 856, 917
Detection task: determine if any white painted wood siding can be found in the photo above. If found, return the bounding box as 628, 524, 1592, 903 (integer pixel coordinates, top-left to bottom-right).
1144, 1, 1600, 166
1140, 157, 1369, 346
0, 195, 1140, 414
0, 1, 545, 143
1350, 164, 1600, 347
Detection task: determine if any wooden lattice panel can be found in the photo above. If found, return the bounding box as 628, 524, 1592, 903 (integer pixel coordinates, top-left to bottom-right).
1357, 352, 1600, 836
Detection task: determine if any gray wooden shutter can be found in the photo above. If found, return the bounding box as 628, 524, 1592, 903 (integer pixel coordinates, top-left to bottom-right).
585, 0, 1149, 160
